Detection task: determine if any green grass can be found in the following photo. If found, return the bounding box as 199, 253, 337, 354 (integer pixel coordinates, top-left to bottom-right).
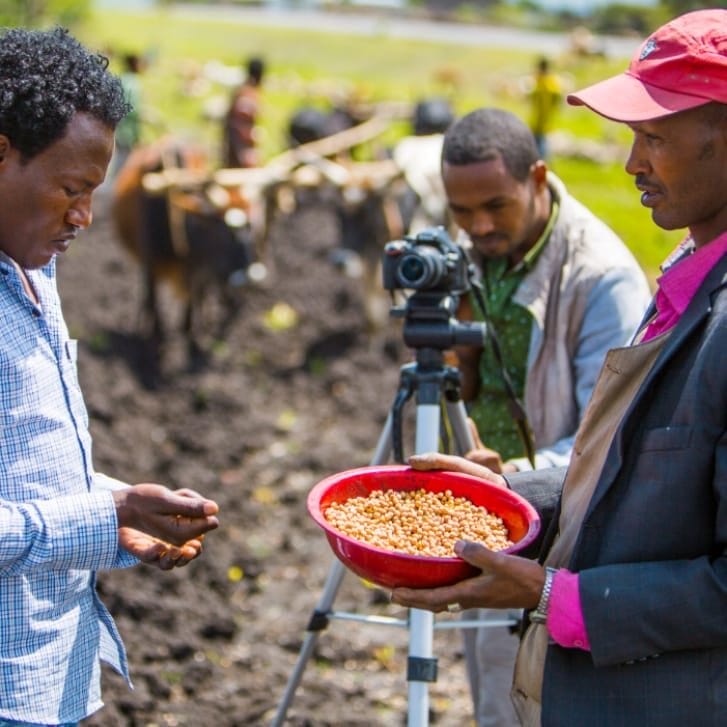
78, 8, 684, 281
550, 156, 678, 278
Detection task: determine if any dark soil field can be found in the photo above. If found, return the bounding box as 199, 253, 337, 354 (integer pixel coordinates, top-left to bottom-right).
62, 187, 475, 726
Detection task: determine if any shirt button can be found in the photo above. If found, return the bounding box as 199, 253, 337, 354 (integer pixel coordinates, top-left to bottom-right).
574, 640, 583, 648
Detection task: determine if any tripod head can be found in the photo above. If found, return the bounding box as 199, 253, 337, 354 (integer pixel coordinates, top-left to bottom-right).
395, 290, 486, 351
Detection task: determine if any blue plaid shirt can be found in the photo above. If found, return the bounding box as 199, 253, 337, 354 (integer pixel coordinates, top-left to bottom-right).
0, 253, 136, 724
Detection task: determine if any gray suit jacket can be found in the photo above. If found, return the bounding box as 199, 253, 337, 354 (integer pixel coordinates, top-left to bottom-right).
507, 251, 727, 726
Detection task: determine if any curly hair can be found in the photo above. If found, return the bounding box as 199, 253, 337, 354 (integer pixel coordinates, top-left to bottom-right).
441, 108, 539, 183
0, 26, 130, 160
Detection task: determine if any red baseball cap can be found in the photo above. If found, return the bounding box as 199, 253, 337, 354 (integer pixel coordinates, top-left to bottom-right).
567, 9, 727, 122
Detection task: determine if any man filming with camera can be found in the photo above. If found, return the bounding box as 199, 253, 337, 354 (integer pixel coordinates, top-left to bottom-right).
440, 108, 650, 727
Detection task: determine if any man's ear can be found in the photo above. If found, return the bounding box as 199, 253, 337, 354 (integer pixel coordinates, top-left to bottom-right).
530, 159, 548, 188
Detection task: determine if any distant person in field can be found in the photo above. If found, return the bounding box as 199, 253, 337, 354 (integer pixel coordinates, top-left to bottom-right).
392, 97, 454, 233
223, 55, 266, 168
528, 56, 562, 160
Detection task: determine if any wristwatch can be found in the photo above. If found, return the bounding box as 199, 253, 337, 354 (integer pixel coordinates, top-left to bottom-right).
529, 567, 557, 624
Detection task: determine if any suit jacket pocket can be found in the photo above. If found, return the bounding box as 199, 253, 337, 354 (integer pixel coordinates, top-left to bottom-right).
640, 425, 692, 452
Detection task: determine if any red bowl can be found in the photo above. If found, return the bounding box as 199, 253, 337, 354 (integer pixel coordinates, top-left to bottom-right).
307, 464, 540, 590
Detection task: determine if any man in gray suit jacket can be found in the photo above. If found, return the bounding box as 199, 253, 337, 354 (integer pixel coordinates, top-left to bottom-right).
392, 8, 727, 726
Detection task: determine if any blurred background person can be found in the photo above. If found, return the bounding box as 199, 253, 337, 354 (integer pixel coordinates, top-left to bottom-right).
223, 55, 266, 168
392, 97, 455, 233
528, 56, 562, 160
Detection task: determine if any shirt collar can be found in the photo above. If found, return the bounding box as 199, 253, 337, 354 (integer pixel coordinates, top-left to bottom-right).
656, 230, 727, 318
518, 197, 560, 273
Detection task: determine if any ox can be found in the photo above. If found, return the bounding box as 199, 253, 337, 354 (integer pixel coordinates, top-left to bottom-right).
287, 105, 365, 147
329, 160, 417, 331
326, 100, 453, 332
211, 107, 450, 336
111, 139, 266, 362
289, 148, 450, 333
275, 158, 420, 334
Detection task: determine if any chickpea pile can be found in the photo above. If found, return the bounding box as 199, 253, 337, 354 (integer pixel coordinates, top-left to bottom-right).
324, 487, 513, 557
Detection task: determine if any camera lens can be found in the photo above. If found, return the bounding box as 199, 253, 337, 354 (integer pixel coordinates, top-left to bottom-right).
396, 247, 445, 289
398, 255, 427, 285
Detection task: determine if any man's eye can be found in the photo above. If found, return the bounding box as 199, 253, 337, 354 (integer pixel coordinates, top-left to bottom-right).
64, 186, 81, 197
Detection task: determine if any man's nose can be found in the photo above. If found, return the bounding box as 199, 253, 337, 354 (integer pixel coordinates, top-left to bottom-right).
67, 194, 93, 229
471, 210, 495, 236
625, 137, 650, 177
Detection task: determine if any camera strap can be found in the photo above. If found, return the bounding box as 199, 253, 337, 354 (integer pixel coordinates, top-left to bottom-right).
471, 280, 537, 469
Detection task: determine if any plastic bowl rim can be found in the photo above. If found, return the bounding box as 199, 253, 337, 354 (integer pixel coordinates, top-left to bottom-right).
307, 463, 540, 562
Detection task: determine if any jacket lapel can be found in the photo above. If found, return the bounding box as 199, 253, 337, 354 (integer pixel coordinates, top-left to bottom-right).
583, 252, 727, 518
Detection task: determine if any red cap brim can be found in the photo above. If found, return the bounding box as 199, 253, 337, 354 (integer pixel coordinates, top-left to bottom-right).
567, 71, 711, 122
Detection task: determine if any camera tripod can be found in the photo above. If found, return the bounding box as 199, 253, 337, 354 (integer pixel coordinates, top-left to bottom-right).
272, 344, 518, 727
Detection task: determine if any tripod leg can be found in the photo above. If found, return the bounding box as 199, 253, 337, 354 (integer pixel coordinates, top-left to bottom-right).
407, 396, 475, 726
272, 414, 394, 726
271, 558, 348, 727
371, 411, 394, 466
444, 399, 475, 455
406, 402, 441, 727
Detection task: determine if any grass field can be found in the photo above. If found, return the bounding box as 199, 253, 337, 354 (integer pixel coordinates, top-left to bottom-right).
78, 8, 684, 281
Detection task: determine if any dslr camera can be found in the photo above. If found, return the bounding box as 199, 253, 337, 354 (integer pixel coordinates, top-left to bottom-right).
382, 226, 470, 295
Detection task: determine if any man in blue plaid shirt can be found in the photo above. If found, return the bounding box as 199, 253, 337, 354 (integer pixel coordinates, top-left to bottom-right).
0, 28, 220, 726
